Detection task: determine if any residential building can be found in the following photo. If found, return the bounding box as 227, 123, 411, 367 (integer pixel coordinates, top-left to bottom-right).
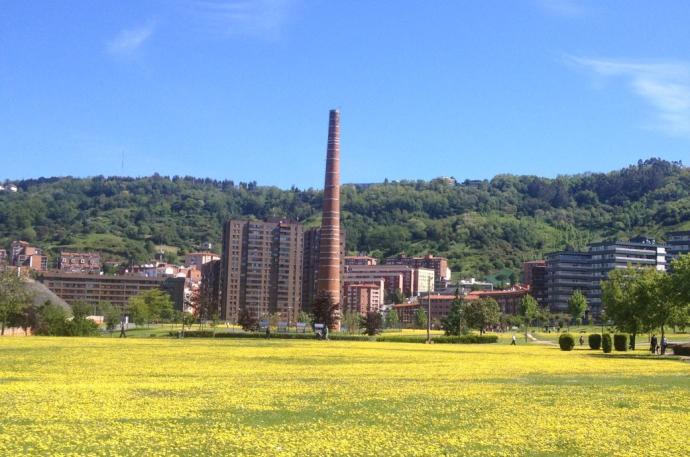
522, 260, 547, 308
434, 277, 493, 296
393, 294, 456, 325
383, 254, 451, 287
546, 236, 666, 316
184, 252, 220, 269
545, 251, 594, 315
343, 264, 434, 299
302, 227, 345, 312
10, 241, 47, 271
666, 231, 690, 259
344, 256, 378, 266
465, 287, 530, 315
220, 219, 303, 323
58, 251, 101, 274
39, 272, 185, 311
200, 259, 221, 316
343, 280, 384, 315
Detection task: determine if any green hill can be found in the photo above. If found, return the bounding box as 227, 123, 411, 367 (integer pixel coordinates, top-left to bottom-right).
1, 158, 689, 279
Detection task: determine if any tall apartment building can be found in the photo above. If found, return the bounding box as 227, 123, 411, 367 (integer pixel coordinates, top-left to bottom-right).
10, 241, 47, 271
302, 227, 345, 312
39, 272, 185, 310
200, 259, 221, 316
58, 251, 101, 274
383, 254, 450, 287
220, 219, 303, 323
546, 236, 666, 316
522, 260, 547, 308
666, 231, 690, 259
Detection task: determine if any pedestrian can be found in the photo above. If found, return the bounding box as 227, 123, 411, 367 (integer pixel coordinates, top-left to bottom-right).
661, 336, 668, 355
579, 335, 584, 346
511, 335, 517, 345
650, 334, 657, 354
265, 325, 271, 339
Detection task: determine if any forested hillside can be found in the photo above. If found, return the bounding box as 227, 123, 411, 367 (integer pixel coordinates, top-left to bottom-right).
1, 158, 689, 280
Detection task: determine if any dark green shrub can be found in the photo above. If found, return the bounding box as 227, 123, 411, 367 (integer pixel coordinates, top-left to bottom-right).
602, 333, 612, 353
588, 334, 602, 350
671, 343, 690, 356
375, 334, 498, 344
558, 333, 575, 351
613, 334, 628, 351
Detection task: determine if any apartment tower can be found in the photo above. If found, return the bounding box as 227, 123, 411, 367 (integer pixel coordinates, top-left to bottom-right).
317, 109, 342, 330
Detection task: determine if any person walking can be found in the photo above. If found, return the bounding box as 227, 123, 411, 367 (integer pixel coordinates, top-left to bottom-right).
579, 335, 584, 346
511, 335, 517, 345
661, 335, 668, 355
650, 334, 658, 354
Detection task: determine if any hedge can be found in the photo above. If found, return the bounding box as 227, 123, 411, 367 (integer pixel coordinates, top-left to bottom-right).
558, 333, 575, 351
602, 333, 613, 353
588, 334, 602, 350
376, 334, 498, 344
170, 331, 498, 344
613, 334, 628, 352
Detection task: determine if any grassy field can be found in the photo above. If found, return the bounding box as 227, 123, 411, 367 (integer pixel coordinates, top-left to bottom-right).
0, 338, 689, 456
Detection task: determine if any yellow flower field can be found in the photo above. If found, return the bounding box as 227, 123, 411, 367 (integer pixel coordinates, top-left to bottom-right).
0, 337, 688, 456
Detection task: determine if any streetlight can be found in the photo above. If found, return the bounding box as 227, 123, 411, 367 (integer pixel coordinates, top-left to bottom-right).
426, 275, 432, 344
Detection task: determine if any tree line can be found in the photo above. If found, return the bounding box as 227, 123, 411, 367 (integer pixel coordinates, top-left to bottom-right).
2, 158, 689, 279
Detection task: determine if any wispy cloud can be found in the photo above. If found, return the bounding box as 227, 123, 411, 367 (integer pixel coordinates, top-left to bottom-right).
534, 0, 586, 17
569, 56, 690, 137
106, 22, 156, 56
189, 0, 295, 38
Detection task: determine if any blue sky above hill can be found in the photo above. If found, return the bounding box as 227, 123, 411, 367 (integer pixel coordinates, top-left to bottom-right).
1, 1, 689, 188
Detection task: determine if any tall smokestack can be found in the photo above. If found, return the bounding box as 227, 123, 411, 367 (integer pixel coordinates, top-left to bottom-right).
317, 109, 341, 330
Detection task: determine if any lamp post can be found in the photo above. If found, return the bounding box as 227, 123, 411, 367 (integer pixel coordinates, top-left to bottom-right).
426, 276, 432, 344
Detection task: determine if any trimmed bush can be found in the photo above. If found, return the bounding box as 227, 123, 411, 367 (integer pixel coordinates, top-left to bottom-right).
558, 333, 575, 351
588, 333, 602, 350
602, 333, 612, 353
613, 334, 628, 352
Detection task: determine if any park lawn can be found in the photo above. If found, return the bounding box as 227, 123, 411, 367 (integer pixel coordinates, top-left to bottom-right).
0, 338, 689, 456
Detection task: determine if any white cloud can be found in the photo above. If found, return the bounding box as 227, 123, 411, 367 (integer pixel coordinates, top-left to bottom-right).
190, 0, 295, 38
535, 0, 585, 17
569, 56, 690, 137
106, 22, 156, 56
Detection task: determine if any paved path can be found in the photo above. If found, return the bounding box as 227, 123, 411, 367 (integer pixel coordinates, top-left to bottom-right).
526, 333, 557, 346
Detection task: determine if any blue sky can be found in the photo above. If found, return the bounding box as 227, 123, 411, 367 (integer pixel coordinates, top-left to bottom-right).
1, 0, 689, 188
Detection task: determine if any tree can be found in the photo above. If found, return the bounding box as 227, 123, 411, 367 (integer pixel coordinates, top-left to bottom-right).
414, 307, 428, 329
0, 271, 33, 335
384, 308, 400, 329
462, 298, 500, 335
602, 268, 648, 350
567, 290, 588, 325
665, 254, 690, 334
518, 295, 539, 329
98, 302, 122, 333
361, 311, 383, 336
128, 289, 174, 326
238, 308, 259, 332
296, 311, 311, 324
65, 301, 99, 336
441, 299, 464, 336
311, 292, 339, 330
341, 310, 361, 334
388, 288, 405, 304
35, 302, 68, 336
